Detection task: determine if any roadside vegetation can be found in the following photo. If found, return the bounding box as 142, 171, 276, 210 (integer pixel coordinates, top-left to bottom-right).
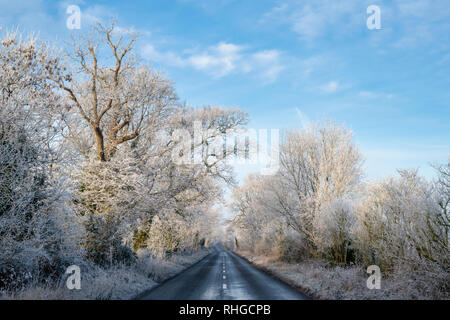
228, 123, 449, 299
0, 22, 245, 299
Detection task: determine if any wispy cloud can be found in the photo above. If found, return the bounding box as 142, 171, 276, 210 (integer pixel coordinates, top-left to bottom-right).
261, 0, 364, 43
358, 91, 395, 100
261, 0, 450, 47
142, 42, 284, 83
187, 42, 244, 77
0, 0, 55, 34
250, 50, 285, 84
176, 0, 237, 13
321, 81, 340, 94
294, 108, 311, 128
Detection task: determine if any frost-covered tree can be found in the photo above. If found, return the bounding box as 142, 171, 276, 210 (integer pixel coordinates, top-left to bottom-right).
39, 21, 247, 263
257, 121, 363, 256
279, 122, 363, 250
354, 169, 446, 271
0, 30, 79, 289
315, 199, 356, 265
47, 22, 178, 162
352, 167, 449, 297
430, 162, 449, 260
128, 104, 248, 254
230, 174, 302, 260
231, 174, 275, 250
230, 121, 363, 260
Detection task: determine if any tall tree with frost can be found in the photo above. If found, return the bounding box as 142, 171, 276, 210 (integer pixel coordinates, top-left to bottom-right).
273, 121, 363, 254
47, 22, 177, 161
0, 30, 77, 289
43, 22, 248, 263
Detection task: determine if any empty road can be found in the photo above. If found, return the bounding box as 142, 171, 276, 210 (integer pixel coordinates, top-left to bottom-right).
138, 247, 308, 300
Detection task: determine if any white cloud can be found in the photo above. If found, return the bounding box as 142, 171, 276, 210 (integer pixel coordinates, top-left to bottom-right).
187, 42, 244, 77
57, 1, 117, 29
80, 4, 113, 26
142, 44, 186, 67
321, 81, 339, 94
0, 0, 127, 39
177, 0, 237, 13
114, 25, 151, 37
294, 108, 311, 128
261, 0, 450, 48
261, 0, 363, 42
396, 0, 450, 20
251, 50, 285, 83
0, 0, 55, 34
358, 91, 396, 100
291, 6, 325, 40
142, 42, 284, 83
438, 53, 450, 66
358, 91, 378, 99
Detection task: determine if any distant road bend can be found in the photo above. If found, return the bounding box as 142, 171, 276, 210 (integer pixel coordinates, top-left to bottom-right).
139, 247, 308, 300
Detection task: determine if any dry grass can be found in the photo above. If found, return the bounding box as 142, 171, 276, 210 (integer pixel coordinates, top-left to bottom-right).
0, 249, 211, 300
237, 251, 449, 300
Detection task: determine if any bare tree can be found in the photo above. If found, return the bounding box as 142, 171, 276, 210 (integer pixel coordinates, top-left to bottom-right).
276, 121, 363, 253
48, 22, 177, 161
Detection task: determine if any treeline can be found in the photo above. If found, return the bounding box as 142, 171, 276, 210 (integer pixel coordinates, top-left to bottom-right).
0, 22, 247, 292
229, 122, 449, 299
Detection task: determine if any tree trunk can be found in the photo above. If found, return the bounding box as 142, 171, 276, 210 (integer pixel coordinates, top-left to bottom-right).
94, 126, 106, 161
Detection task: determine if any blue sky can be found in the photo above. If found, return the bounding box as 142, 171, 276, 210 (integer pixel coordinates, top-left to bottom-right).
1, 0, 449, 182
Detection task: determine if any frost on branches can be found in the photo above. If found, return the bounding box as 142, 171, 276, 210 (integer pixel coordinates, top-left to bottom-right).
0, 22, 245, 296
229, 122, 449, 299
0, 31, 79, 290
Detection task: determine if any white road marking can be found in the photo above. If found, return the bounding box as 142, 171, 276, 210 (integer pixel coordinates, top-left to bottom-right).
223, 284, 227, 289
223, 275, 226, 279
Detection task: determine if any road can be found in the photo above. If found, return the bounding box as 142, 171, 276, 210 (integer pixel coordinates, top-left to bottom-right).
139, 247, 308, 300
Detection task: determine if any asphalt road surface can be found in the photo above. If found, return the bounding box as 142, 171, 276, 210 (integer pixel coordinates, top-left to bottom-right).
139, 247, 308, 300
